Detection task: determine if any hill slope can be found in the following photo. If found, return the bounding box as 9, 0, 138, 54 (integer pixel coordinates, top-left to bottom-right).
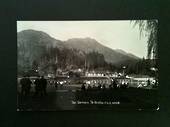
64, 38, 140, 64
17, 29, 140, 71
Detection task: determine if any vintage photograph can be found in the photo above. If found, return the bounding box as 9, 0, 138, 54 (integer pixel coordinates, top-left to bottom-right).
17, 20, 158, 111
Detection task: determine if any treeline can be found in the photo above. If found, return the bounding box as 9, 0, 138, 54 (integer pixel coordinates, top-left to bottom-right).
32, 47, 85, 73
18, 45, 156, 76
30, 47, 111, 74
118, 58, 157, 76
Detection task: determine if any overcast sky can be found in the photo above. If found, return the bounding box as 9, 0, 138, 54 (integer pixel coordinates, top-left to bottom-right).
17, 21, 148, 58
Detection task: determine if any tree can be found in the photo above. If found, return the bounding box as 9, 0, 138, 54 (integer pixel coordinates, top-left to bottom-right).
132, 20, 158, 59
32, 60, 38, 70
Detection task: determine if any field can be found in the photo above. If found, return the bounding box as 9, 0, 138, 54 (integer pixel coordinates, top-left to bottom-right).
17, 84, 158, 111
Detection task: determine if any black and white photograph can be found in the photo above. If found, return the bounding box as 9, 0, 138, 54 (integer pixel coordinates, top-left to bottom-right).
17, 20, 158, 111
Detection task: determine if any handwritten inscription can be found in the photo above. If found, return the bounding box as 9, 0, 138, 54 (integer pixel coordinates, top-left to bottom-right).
72, 100, 120, 105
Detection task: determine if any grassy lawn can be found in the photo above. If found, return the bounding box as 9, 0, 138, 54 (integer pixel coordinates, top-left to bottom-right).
17, 87, 158, 111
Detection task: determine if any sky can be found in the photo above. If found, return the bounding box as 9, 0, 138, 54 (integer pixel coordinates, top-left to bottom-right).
17, 21, 148, 58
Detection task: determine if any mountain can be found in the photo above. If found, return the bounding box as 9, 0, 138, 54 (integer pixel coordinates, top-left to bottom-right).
17, 29, 65, 68
17, 29, 140, 72
115, 49, 140, 59
17, 29, 64, 49
64, 38, 140, 64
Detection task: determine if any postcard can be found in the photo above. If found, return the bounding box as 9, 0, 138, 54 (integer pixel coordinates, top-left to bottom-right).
17, 20, 158, 111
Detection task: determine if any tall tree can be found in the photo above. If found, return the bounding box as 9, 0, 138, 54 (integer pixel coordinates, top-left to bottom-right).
132, 20, 158, 59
